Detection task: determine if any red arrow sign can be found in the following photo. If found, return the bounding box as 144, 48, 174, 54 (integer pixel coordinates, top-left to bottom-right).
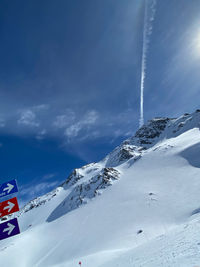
0, 197, 19, 218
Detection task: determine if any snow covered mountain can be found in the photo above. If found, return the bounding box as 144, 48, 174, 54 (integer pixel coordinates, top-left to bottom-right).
1, 109, 200, 266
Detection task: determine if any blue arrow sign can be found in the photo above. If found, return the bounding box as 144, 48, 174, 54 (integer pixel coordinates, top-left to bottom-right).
0, 218, 20, 241
0, 179, 18, 199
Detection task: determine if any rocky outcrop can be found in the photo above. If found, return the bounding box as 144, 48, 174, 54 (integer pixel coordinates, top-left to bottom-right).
47, 167, 120, 222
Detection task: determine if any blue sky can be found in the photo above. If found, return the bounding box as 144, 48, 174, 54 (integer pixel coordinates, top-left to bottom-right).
0, 0, 200, 204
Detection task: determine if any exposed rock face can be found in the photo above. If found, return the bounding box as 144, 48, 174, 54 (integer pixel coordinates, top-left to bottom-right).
47, 167, 120, 222
61, 168, 84, 188
134, 118, 170, 144
104, 144, 143, 167
104, 118, 172, 167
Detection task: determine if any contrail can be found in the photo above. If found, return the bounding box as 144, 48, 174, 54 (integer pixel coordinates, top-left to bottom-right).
139, 0, 157, 128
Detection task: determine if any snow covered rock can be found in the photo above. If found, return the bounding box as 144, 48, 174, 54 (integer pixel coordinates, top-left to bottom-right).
47, 167, 120, 222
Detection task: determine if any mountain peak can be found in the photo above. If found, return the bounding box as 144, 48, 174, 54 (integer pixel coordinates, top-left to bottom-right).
134, 117, 171, 144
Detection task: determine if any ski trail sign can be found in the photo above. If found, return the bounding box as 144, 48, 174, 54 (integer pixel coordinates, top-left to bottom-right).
0, 179, 18, 198
0, 218, 20, 241
0, 197, 20, 218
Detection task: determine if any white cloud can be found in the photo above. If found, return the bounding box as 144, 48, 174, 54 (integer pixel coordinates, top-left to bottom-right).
84, 110, 98, 124
65, 110, 98, 138
2, 104, 134, 145
65, 124, 82, 137
53, 110, 75, 129
17, 104, 49, 129
18, 110, 39, 127
15, 108, 100, 141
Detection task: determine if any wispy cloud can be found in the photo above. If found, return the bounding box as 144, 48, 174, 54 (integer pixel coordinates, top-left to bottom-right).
65, 124, 82, 138
18, 109, 40, 127
65, 110, 99, 139
53, 109, 75, 129
42, 173, 57, 180
20, 181, 59, 200
0, 104, 136, 147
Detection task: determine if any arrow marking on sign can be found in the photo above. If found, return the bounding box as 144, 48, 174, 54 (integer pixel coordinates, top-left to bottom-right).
3, 201, 15, 213
3, 183, 14, 194
3, 223, 15, 235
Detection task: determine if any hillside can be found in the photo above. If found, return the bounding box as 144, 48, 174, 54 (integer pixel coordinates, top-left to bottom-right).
1, 110, 200, 266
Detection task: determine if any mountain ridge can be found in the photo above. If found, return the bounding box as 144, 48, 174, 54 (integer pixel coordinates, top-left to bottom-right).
2, 109, 200, 223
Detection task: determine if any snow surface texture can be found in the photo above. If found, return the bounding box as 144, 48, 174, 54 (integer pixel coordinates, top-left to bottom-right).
1, 110, 200, 266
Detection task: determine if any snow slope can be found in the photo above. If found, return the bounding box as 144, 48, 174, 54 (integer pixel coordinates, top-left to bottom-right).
1, 110, 200, 266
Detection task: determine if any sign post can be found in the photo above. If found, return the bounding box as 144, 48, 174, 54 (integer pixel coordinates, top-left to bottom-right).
0, 179, 20, 242
0, 218, 20, 240
0, 179, 18, 199
0, 197, 20, 218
